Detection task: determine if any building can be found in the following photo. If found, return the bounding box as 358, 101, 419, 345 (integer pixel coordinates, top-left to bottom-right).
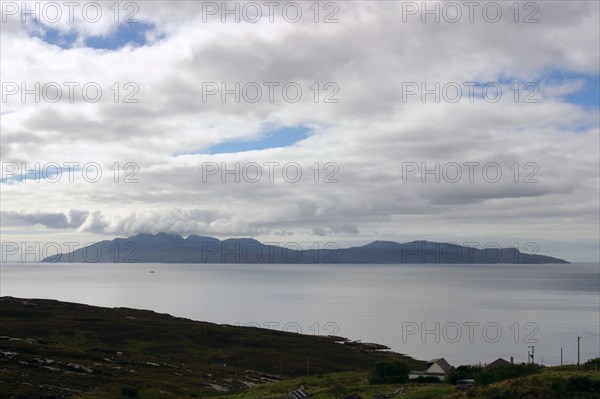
409, 358, 453, 381
283, 385, 309, 399
483, 357, 512, 371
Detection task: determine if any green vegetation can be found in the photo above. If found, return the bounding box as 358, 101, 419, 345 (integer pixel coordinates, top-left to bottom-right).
370, 361, 410, 384
583, 357, 600, 371
220, 367, 600, 399
466, 367, 600, 399
410, 376, 441, 384
447, 364, 482, 384
1, 297, 598, 399
218, 371, 456, 399
120, 386, 140, 397
0, 296, 422, 398
475, 363, 542, 385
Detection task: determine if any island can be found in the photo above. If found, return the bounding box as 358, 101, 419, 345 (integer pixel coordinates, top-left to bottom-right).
41, 233, 569, 264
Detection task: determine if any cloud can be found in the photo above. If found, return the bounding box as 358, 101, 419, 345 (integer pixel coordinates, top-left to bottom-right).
0, 1, 598, 261
1, 210, 89, 229
72, 208, 266, 237
312, 224, 359, 236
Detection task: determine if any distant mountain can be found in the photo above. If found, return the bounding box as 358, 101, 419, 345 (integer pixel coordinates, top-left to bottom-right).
42, 233, 569, 264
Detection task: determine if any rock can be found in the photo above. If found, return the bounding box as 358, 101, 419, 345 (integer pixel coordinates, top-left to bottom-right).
66, 363, 93, 373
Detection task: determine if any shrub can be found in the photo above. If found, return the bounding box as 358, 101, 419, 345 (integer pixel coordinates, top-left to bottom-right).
583, 357, 600, 371
475, 364, 542, 386
120, 386, 139, 397
447, 364, 482, 384
370, 361, 410, 384
566, 376, 592, 392
329, 383, 347, 397
411, 376, 441, 383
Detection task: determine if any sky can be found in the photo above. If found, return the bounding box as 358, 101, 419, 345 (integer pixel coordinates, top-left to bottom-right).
0, 1, 599, 262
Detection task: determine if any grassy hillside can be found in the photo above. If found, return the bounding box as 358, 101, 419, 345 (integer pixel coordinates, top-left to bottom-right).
465, 367, 600, 399
0, 297, 423, 398
2, 296, 597, 399
220, 367, 600, 399
218, 371, 455, 399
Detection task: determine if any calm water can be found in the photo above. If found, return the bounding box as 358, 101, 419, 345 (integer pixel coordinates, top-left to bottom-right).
1, 263, 598, 366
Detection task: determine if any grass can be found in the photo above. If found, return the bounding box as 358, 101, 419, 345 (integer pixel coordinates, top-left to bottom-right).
218, 371, 456, 399
0, 296, 423, 398
465, 367, 600, 399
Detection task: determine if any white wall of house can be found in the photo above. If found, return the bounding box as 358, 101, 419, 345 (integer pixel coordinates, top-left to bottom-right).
426, 363, 446, 375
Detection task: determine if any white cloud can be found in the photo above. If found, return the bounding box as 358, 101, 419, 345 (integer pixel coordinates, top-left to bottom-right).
1, 1, 599, 261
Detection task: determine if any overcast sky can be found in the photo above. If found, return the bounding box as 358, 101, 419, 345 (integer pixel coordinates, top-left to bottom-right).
1, 1, 599, 262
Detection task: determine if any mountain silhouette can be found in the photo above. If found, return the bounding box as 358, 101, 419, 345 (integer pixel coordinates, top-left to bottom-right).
42, 233, 569, 264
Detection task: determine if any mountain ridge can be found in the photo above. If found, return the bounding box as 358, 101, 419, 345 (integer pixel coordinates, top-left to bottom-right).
42, 233, 569, 264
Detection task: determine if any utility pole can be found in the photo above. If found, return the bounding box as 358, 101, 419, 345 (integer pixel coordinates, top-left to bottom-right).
307, 358, 310, 376
561, 348, 563, 366
529, 345, 535, 364
577, 337, 581, 371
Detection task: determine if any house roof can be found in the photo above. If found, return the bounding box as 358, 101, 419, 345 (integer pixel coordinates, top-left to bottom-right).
483, 358, 511, 371
427, 358, 453, 374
